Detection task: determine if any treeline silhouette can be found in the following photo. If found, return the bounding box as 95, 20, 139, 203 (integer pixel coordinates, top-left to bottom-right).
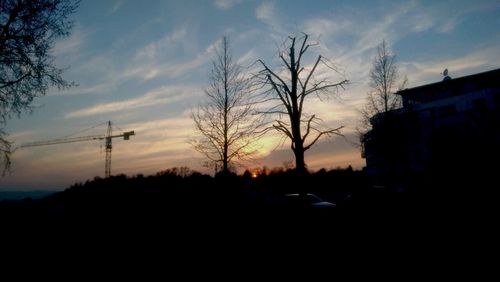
0, 167, 362, 222
1, 165, 493, 235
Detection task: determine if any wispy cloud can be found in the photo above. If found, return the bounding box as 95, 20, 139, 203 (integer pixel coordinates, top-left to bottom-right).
125, 37, 220, 81
256, 1, 275, 21
65, 85, 201, 118
70, 53, 117, 82
135, 26, 188, 60
214, 0, 242, 10
236, 49, 257, 66
124, 116, 194, 140
53, 25, 88, 56
111, 0, 124, 13
122, 54, 204, 82
406, 0, 500, 35
8, 0, 499, 190
407, 7, 458, 34
49, 82, 115, 97
105, 115, 204, 173
9, 130, 39, 146
354, 11, 401, 54
258, 134, 363, 171
410, 13, 435, 32
403, 46, 500, 87
438, 19, 457, 33
302, 18, 351, 39
7, 115, 202, 188
160, 54, 210, 79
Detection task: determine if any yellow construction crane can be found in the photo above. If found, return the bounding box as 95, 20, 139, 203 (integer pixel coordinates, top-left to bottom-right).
19, 121, 135, 178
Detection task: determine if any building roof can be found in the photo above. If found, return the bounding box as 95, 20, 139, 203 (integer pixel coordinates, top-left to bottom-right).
397, 68, 500, 104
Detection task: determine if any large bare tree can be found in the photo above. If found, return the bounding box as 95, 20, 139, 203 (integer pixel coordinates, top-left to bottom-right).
0, 0, 79, 173
192, 36, 260, 174
361, 40, 407, 131
256, 34, 348, 174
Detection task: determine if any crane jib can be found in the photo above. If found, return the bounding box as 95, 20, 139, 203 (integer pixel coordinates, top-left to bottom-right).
17, 122, 135, 178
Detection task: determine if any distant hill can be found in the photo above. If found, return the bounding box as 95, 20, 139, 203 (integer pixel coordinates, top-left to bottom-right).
0, 190, 55, 201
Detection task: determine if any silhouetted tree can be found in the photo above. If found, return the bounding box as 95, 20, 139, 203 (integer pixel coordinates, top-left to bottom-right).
360, 40, 407, 132
0, 129, 9, 174
192, 36, 261, 174
256, 34, 348, 174
0, 0, 79, 173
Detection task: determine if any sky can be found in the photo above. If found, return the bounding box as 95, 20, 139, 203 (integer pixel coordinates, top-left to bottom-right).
1, 0, 499, 191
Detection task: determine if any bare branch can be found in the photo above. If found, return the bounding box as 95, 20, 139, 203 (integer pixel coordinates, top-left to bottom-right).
1, 0, 79, 172
304, 125, 344, 151
266, 74, 292, 112
304, 79, 349, 96
192, 36, 263, 173
279, 54, 292, 71
0, 130, 11, 175
273, 120, 293, 139
296, 33, 310, 71
301, 55, 322, 96
255, 33, 348, 172
360, 40, 405, 133
257, 59, 291, 95
301, 114, 316, 143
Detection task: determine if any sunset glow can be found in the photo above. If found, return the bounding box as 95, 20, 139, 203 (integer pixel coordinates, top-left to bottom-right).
1, 0, 499, 191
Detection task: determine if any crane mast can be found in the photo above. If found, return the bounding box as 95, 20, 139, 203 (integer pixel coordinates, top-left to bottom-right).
105, 121, 112, 178
19, 121, 134, 178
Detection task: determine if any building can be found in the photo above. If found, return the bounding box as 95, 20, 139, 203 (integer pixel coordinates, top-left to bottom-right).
362, 68, 500, 190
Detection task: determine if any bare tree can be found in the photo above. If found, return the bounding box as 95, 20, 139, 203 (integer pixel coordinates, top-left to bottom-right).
256, 34, 348, 174
0, 129, 10, 174
192, 36, 261, 174
360, 40, 407, 131
0, 0, 79, 173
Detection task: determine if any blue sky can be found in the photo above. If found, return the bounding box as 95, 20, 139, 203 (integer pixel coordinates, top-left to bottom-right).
1, 0, 499, 190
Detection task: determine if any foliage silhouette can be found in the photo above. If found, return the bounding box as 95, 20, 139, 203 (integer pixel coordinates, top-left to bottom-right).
0, 0, 79, 173
1, 164, 494, 239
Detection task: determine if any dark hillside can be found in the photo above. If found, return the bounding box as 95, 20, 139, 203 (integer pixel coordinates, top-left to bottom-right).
1, 167, 490, 238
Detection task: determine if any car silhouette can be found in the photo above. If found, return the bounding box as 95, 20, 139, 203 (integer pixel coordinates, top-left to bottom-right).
282, 193, 337, 209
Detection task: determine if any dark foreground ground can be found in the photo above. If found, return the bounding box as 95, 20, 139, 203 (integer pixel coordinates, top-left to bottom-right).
1, 169, 496, 269
1, 168, 493, 232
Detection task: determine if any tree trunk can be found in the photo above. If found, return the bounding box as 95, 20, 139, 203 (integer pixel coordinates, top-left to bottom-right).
293, 144, 307, 198
293, 146, 306, 174
223, 144, 228, 173
291, 112, 307, 196
288, 38, 307, 177
291, 114, 305, 173
222, 36, 229, 174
